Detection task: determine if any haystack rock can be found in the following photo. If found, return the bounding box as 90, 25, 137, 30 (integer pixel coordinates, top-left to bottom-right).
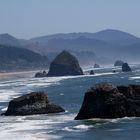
3, 92, 65, 116
75, 83, 140, 120
114, 60, 124, 66
122, 63, 132, 72
47, 51, 83, 76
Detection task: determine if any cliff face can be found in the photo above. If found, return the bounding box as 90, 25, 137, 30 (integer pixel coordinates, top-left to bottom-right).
47, 51, 83, 76
75, 83, 140, 120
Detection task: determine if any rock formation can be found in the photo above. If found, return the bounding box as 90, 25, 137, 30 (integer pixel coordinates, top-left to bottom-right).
94, 63, 100, 68
35, 71, 47, 78
114, 60, 124, 66
122, 63, 132, 72
75, 83, 140, 120
90, 70, 94, 75
47, 51, 83, 76
3, 92, 65, 116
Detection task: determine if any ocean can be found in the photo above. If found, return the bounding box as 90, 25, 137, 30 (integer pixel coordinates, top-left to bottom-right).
0, 65, 140, 140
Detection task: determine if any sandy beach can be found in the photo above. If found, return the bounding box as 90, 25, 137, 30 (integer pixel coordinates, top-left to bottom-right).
0, 70, 42, 81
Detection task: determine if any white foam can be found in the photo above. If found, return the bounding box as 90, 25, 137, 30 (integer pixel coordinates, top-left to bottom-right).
73, 124, 92, 130
0, 115, 63, 140
0, 90, 21, 102
1, 107, 7, 111
129, 76, 140, 80
63, 124, 93, 132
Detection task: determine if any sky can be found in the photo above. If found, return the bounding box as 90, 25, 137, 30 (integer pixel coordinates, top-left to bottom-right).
0, 0, 140, 39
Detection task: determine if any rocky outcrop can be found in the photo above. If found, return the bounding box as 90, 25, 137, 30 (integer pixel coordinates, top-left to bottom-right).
3, 92, 65, 116
75, 83, 140, 120
90, 70, 94, 75
47, 51, 83, 76
35, 71, 47, 78
122, 63, 132, 72
94, 63, 100, 68
114, 60, 124, 66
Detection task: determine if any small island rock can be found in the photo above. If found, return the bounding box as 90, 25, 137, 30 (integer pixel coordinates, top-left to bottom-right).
3, 92, 65, 116
122, 63, 132, 72
35, 71, 47, 78
94, 63, 100, 68
90, 70, 94, 75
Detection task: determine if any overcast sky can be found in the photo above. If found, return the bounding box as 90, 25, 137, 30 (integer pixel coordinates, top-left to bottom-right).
0, 0, 140, 39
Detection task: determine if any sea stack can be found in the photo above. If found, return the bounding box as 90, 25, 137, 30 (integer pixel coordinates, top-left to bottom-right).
122, 63, 131, 72
47, 51, 83, 76
94, 63, 100, 68
3, 92, 65, 116
35, 71, 47, 77
90, 70, 94, 75
75, 83, 140, 120
114, 60, 124, 66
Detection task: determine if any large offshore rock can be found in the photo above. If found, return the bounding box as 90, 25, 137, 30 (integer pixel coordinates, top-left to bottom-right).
3, 92, 65, 116
75, 83, 140, 120
122, 63, 132, 72
47, 51, 83, 76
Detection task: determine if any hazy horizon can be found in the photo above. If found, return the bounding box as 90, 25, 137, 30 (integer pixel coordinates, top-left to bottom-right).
0, 0, 140, 39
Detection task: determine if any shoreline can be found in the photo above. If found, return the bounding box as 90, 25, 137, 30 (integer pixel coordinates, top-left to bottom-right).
0, 69, 48, 81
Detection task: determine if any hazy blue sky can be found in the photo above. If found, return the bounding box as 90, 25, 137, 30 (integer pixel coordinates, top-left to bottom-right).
0, 0, 140, 39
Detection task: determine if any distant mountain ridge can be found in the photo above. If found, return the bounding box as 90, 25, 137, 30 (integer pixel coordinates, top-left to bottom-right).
0, 33, 21, 47
31, 29, 140, 46
0, 29, 140, 65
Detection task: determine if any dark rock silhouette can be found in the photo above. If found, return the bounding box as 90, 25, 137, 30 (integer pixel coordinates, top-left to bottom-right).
94, 63, 100, 68
3, 92, 65, 116
90, 70, 94, 75
47, 51, 83, 76
114, 60, 124, 66
35, 71, 47, 78
113, 70, 116, 73
122, 63, 132, 72
75, 83, 140, 120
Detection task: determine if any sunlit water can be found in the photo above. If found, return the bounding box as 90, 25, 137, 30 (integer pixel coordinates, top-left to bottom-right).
0, 65, 140, 140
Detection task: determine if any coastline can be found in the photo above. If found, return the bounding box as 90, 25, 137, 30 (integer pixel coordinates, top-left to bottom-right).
0, 69, 48, 81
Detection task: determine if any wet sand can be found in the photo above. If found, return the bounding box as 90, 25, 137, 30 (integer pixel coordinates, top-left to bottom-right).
0, 70, 40, 81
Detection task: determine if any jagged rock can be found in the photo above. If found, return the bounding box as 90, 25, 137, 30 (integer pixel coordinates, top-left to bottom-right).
113, 70, 116, 73
122, 63, 132, 72
75, 83, 140, 120
114, 60, 124, 66
47, 51, 83, 76
35, 71, 47, 78
90, 70, 94, 75
94, 63, 100, 68
3, 92, 65, 116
